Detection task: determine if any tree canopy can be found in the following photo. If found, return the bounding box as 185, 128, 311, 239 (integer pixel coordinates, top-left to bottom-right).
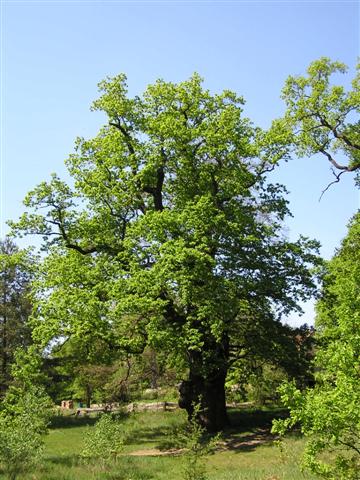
278, 57, 360, 192
11, 73, 320, 430
273, 212, 360, 478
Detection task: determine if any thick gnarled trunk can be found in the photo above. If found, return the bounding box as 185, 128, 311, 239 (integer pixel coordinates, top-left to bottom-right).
179, 337, 229, 432
179, 371, 229, 432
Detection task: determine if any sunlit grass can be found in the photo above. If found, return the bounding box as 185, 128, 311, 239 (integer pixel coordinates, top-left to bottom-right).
2, 408, 317, 479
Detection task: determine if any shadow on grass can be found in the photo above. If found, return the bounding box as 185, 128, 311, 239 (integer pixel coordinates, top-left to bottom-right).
122, 407, 290, 453
47, 407, 290, 459
49, 415, 98, 429
215, 407, 289, 454
125, 424, 177, 445
46, 453, 82, 467
50, 410, 132, 429
227, 407, 288, 432
124, 408, 290, 455
219, 429, 275, 452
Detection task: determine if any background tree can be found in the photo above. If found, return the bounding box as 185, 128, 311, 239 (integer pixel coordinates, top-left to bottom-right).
273, 212, 360, 479
43, 336, 119, 406
11, 74, 320, 431
0, 238, 35, 395
226, 321, 315, 405
278, 57, 360, 193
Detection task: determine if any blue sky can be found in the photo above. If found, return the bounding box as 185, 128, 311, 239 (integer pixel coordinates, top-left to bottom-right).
1, 0, 359, 325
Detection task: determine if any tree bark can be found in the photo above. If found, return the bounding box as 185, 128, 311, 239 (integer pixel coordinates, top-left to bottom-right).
178, 337, 230, 432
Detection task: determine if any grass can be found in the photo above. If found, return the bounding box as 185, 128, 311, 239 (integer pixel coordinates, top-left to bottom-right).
0, 407, 317, 480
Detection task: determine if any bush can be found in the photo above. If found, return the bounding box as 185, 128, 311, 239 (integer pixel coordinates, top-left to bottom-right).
162, 403, 219, 480
81, 412, 125, 464
0, 415, 44, 480
0, 386, 52, 480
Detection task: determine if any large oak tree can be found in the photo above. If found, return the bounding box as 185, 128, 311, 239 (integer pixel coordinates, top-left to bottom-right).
12, 74, 319, 430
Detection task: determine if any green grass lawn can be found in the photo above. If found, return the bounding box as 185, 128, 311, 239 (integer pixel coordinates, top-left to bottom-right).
1, 408, 317, 480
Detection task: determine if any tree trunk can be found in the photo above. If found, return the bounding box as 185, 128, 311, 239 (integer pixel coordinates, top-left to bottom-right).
179, 337, 230, 432
85, 385, 91, 408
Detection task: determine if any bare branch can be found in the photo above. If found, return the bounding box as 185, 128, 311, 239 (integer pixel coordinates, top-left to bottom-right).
319, 169, 347, 201
318, 148, 354, 172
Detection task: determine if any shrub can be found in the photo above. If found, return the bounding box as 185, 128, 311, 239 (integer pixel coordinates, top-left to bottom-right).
163, 403, 219, 480
81, 413, 125, 465
0, 386, 52, 480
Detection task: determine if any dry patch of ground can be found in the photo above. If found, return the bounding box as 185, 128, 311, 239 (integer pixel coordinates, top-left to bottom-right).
127, 448, 184, 457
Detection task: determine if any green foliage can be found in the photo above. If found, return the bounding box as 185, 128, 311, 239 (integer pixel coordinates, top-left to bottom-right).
226, 322, 315, 406
11, 72, 320, 429
279, 57, 360, 187
11, 345, 49, 389
37, 407, 313, 479
81, 412, 125, 464
0, 385, 52, 480
246, 363, 289, 406
272, 213, 360, 479
166, 403, 219, 480
0, 238, 36, 394
182, 424, 210, 480
44, 335, 122, 405
0, 416, 43, 480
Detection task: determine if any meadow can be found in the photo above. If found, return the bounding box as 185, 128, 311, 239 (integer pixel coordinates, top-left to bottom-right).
8, 407, 317, 480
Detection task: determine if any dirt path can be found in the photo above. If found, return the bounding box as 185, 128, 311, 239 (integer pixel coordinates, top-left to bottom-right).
126, 448, 184, 457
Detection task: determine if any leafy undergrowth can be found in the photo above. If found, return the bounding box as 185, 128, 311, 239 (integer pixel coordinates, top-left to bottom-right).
0, 407, 317, 479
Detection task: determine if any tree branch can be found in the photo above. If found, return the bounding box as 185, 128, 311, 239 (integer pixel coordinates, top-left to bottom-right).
49, 207, 121, 255
318, 148, 350, 171
318, 115, 360, 152
319, 168, 347, 201
143, 149, 166, 211
337, 438, 360, 456
109, 120, 136, 156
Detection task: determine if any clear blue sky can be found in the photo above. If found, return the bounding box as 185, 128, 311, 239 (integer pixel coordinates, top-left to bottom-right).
1, 0, 359, 325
